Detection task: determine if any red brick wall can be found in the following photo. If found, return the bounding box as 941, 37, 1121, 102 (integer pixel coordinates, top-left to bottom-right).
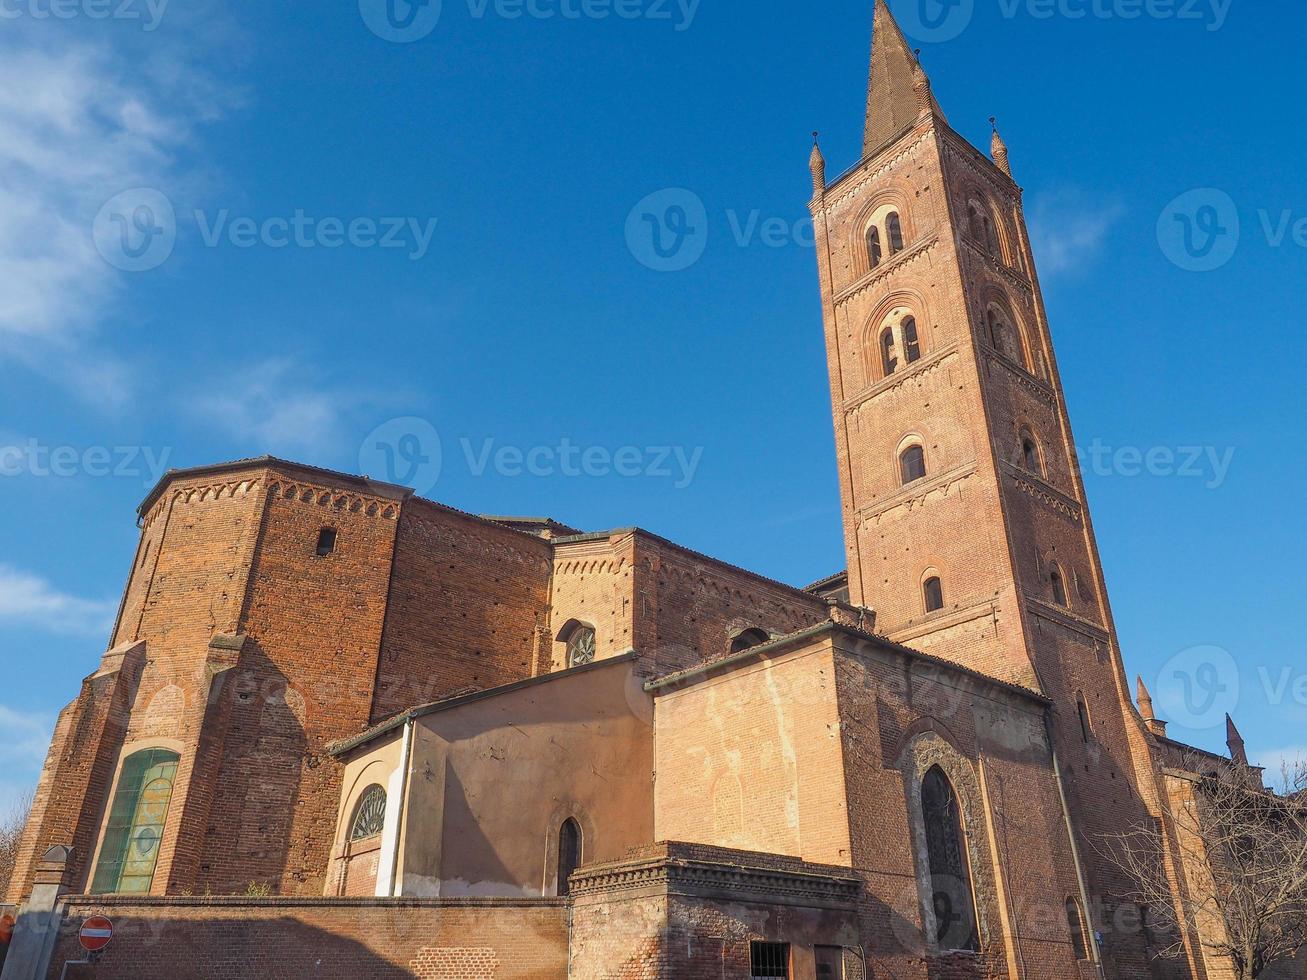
633, 535, 829, 676
46, 896, 568, 980
373, 499, 552, 719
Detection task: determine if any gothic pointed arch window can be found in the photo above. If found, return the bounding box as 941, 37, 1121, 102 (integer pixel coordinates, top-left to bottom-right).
1050, 564, 1069, 607
902, 316, 922, 364
1020, 428, 1042, 476
968, 203, 986, 243
886, 212, 905, 254
1076, 694, 1094, 743
868, 225, 883, 268
1066, 898, 1089, 960
900, 445, 927, 485
91, 748, 180, 895
557, 818, 582, 897
921, 766, 980, 952
924, 575, 945, 613
881, 327, 899, 378
349, 785, 387, 842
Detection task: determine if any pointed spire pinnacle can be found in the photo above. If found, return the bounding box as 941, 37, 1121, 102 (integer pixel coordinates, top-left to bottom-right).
1137, 676, 1168, 737
809, 132, 826, 198
1226, 714, 1249, 767
990, 116, 1012, 177
864, 0, 944, 156
1136, 676, 1155, 720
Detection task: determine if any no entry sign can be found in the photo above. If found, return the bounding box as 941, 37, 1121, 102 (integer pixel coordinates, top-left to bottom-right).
79, 916, 113, 953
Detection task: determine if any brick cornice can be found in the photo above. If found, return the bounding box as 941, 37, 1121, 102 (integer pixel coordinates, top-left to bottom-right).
855, 462, 980, 524
833, 234, 941, 308
844, 343, 960, 413
569, 856, 860, 909
983, 350, 1058, 405
999, 461, 1082, 522
960, 235, 1033, 295
1024, 595, 1109, 640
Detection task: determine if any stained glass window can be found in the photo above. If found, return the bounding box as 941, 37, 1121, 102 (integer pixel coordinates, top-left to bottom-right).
922, 766, 980, 952
566, 627, 596, 668
91, 749, 179, 895
349, 785, 387, 841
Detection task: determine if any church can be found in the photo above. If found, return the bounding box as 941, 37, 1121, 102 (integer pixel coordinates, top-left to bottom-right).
2, 3, 1285, 979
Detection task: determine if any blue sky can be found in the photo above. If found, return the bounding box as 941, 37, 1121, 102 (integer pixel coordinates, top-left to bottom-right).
0, 0, 1303, 814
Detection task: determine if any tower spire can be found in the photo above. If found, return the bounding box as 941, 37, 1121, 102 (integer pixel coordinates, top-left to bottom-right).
990, 116, 1012, 177
810, 131, 826, 198
1226, 714, 1249, 767
1136, 677, 1167, 737
864, 0, 944, 155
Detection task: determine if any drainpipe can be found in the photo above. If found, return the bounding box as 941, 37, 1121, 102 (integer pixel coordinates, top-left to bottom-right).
383, 718, 415, 898
1047, 717, 1106, 980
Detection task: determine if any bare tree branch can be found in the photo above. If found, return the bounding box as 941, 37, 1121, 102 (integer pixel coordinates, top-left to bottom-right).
1099, 754, 1307, 980
0, 791, 35, 902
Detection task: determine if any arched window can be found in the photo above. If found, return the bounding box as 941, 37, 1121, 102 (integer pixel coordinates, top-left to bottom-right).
1050, 565, 1068, 607
881, 327, 899, 378
968, 203, 986, 243
903, 316, 922, 364
91, 748, 180, 895
1020, 430, 1042, 475
349, 785, 387, 842
921, 767, 980, 952
559, 621, 597, 668
987, 310, 1006, 356
1066, 899, 1089, 960
1076, 694, 1093, 743
730, 628, 771, 654
868, 226, 883, 268
900, 445, 927, 485
924, 576, 945, 613
557, 818, 582, 897
887, 212, 905, 254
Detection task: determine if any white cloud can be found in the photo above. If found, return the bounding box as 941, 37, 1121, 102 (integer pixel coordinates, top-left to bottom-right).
0, 25, 238, 401
187, 358, 356, 458
0, 565, 117, 637
1028, 189, 1125, 277
0, 705, 54, 818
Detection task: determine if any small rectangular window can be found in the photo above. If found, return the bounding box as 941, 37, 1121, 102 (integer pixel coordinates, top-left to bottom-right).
316, 528, 338, 557
815, 946, 845, 979
750, 942, 790, 979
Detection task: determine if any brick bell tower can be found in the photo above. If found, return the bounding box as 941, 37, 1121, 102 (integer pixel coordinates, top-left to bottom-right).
809, 3, 1183, 976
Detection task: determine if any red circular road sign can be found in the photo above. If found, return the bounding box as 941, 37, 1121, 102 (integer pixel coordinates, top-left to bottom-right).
79, 916, 113, 953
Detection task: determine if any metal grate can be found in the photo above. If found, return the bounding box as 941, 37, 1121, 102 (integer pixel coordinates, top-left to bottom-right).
750, 942, 790, 979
